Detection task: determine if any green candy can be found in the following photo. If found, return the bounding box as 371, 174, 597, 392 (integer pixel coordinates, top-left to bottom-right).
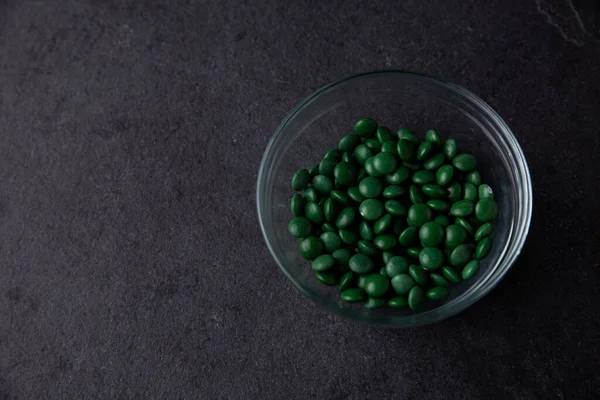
443, 139, 457, 159
397, 139, 418, 161
330, 189, 350, 205
339, 271, 355, 290
315, 271, 338, 285
334, 162, 357, 185
436, 165, 454, 186
364, 139, 381, 153
303, 187, 318, 202
475, 237, 492, 259
359, 221, 374, 240
376, 126, 394, 143
409, 264, 429, 286
288, 217, 312, 238
406, 247, 421, 258
298, 236, 323, 260
358, 240, 378, 256
429, 273, 449, 287
442, 266, 462, 283
419, 247, 444, 270
462, 260, 480, 280
417, 141, 434, 161
425, 129, 441, 145
423, 153, 445, 171
358, 176, 383, 198
383, 185, 406, 198
455, 217, 474, 235
388, 296, 409, 308
450, 200, 475, 217
386, 166, 410, 184
364, 274, 390, 297
312, 254, 335, 271
466, 171, 481, 186
341, 288, 366, 302
398, 227, 419, 247
396, 128, 417, 141
464, 183, 477, 201
426, 286, 450, 301
347, 186, 365, 202
354, 117, 377, 137
409, 185, 426, 204
373, 235, 397, 250
421, 184, 446, 198
391, 274, 415, 295
364, 297, 386, 309
323, 198, 339, 222
333, 249, 352, 266
419, 221, 444, 247
290, 194, 306, 217
291, 169, 310, 191
426, 199, 449, 212
382, 251, 395, 264
305, 202, 324, 224
374, 214, 393, 234
339, 229, 359, 245
338, 134, 361, 152
354, 144, 373, 165
312, 175, 333, 195
319, 157, 337, 178
373, 152, 398, 175
308, 164, 320, 177
336, 207, 356, 228
381, 141, 397, 153
407, 203, 433, 227
475, 199, 499, 222
447, 182, 462, 202
385, 200, 407, 216
452, 153, 476, 171
322, 222, 336, 233
445, 224, 467, 249
434, 214, 450, 227
359, 199, 384, 221
408, 286, 425, 310
478, 184, 494, 200
348, 253, 374, 274
386, 256, 409, 277
474, 223, 493, 242
450, 244, 472, 267
324, 149, 342, 160
412, 170, 435, 185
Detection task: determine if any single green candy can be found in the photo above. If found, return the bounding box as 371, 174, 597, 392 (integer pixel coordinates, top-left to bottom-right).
383, 185, 405, 198
443, 139, 457, 159
334, 162, 357, 185
358, 240, 378, 256
417, 141, 434, 161
349, 254, 374, 274
323, 197, 339, 222
434, 214, 450, 227
429, 273, 449, 287
386, 256, 409, 277
315, 271, 338, 285
409, 185, 426, 204
381, 141, 397, 153
364, 274, 390, 297
341, 288, 366, 303
359, 176, 383, 198
475, 199, 499, 222
376, 126, 394, 144
330, 189, 350, 205
450, 244, 472, 267
374, 214, 393, 234
364, 138, 381, 153
407, 203, 433, 227
398, 226, 419, 247
339, 271, 355, 291
436, 164, 454, 186
397, 139, 418, 162
426, 286, 450, 301
419, 247, 444, 270
412, 170, 435, 185
409, 264, 429, 286
445, 224, 467, 249
338, 134, 361, 152
466, 170, 481, 185
373, 235, 397, 250
359, 221, 374, 241
299, 236, 323, 260
333, 249, 352, 266
312, 175, 333, 195
347, 186, 365, 202
455, 217, 474, 235
290, 194, 306, 217
442, 266, 461, 283
291, 168, 310, 191
421, 184, 446, 198
426, 199, 449, 212
386, 166, 410, 184
373, 152, 398, 175
354, 144, 373, 165
339, 229, 359, 246
423, 153, 446, 170
447, 182, 462, 202
408, 286, 425, 310
396, 128, 416, 140
475, 237, 492, 259
303, 187, 318, 202
450, 200, 475, 217
305, 202, 324, 224
364, 297, 386, 309
319, 157, 337, 178
419, 221, 444, 247
391, 274, 415, 295
478, 184, 494, 200
359, 199, 384, 221
425, 129, 441, 145
336, 207, 355, 228
288, 217, 313, 238
388, 296, 409, 308
462, 260, 480, 280
309, 164, 320, 177
324, 149, 342, 160
464, 183, 477, 201
322, 222, 336, 232
312, 254, 335, 271
364, 157, 380, 176
385, 200, 408, 216
406, 247, 421, 258
392, 219, 406, 235
382, 251, 394, 264
474, 223, 493, 242
452, 153, 477, 172
354, 117, 378, 137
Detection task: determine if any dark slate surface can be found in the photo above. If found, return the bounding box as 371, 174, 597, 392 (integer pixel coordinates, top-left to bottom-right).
1, 0, 599, 398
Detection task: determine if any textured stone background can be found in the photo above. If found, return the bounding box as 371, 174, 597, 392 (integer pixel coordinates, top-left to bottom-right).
0, 0, 599, 398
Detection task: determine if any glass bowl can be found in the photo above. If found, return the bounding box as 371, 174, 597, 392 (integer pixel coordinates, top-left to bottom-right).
256, 71, 532, 327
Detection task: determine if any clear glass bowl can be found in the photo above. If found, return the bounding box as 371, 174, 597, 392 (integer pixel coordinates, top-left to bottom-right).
256, 71, 532, 327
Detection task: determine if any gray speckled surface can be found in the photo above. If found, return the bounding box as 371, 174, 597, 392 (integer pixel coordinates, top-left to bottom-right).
0, 0, 599, 398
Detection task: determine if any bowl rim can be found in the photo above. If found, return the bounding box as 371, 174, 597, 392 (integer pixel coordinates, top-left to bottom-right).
256, 70, 533, 327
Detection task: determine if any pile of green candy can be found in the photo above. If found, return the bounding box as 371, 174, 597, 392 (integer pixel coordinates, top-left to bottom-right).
287, 118, 499, 310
